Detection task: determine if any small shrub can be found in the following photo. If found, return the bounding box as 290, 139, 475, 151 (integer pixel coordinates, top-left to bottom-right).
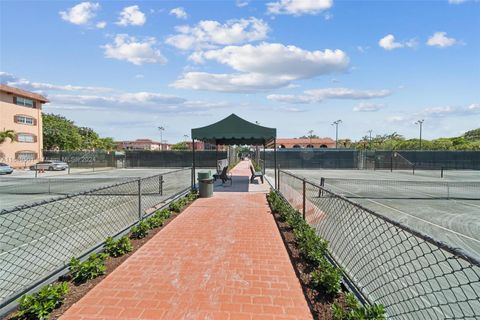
332, 293, 386, 320
146, 215, 164, 229
130, 221, 150, 239
311, 259, 342, 296
16, 282, 69, 320
69, 253, 107, 284
104, 236, 133, 257
155, 208, 171, 219
169, 201, 182, 213
186, 190, 198, 202
294, 224, 329, 266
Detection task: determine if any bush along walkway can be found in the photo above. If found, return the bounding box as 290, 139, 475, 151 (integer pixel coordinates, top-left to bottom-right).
6, 191, 198, 320
267, 191, 386, 320
56, 189, 312, 319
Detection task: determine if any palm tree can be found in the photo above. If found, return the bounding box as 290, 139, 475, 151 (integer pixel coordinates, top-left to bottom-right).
0, 130, 15, 144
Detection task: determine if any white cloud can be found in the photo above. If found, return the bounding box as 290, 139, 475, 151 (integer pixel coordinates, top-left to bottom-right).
353, 102, 385, 112
378, 34, 403, 50
173, 43, 349, 92
169, 7, 188, 19
236, 0, 250, 7
96, 21, 107, 29
448, 0, 466, 4
467, 103, 480, 111
426, 32, 459, 47
116, 5, 146, 26
195, 43, 348, 79
268, 87, 391, 104
378, 34, 417, 50
48, 92, 227, 113
266, 94, 311, 104
0, 72, 112, 93
102, 34, 167, 65
165, 17, 269, 50
59, 2, 100, 25
267, 0, 333, 16
171, 72, 289, 93
387, 103, 479, 123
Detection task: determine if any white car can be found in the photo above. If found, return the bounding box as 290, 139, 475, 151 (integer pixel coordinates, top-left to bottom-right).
30, 160, 69, 171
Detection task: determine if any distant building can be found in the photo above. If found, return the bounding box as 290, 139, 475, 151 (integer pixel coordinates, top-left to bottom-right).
276, 138, 336, 148
116, 139, 170, 151
0, 84, 49, 168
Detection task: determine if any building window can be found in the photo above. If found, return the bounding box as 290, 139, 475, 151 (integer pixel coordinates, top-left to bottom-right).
16, 151, 37, 160
14, 115, 35, 125
17, 133, 36, 143
15, 96, 35, 108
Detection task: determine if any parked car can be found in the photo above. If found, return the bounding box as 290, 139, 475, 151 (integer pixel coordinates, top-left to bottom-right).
30, 160, 69, 171
0, 163, 13, 174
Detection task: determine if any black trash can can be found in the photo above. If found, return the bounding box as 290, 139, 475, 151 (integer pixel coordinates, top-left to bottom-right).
198, 172, 214, 198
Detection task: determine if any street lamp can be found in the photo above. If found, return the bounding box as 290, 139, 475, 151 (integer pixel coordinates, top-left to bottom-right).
367, 129, 373, 149
331, 120, 342, 148
308, 130, 314, 146
415, 120, 424, 150
158, 126, 164, 151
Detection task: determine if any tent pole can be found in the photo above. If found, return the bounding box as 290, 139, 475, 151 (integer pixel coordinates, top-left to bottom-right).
274, 139, 277, 189
192, 139, 196, 190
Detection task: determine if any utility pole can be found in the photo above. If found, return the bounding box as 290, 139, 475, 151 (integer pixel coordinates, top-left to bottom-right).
415, 120, 424, 150
367, 129, 373, 149
331, 120, 342, 148
308, 130, 314, 146
158, 126, 165, 151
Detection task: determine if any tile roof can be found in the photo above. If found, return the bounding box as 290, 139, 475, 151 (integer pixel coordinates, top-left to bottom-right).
0, 84, 49, 103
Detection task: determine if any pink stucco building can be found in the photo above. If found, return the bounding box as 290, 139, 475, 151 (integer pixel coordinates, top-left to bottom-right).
0, 84, 48, 168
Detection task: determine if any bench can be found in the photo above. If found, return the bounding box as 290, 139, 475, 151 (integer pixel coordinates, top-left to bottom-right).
219, 166, 232, 185
250, 165, 264, 184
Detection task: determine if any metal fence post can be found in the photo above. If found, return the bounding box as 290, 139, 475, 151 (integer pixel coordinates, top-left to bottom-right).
159, 175, 163, 196
92, 161, 95, 172
318, 177, 325, 197
277, 165, 281, 191
138, 179, 142, 221
302, 178, 306, 220
441, 167, 444, 178
35, 164, 38, 178
390, 155, 393, 172
412, 164, 415, 175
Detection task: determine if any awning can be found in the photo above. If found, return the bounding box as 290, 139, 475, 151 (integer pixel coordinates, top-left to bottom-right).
191, 114, 276, 146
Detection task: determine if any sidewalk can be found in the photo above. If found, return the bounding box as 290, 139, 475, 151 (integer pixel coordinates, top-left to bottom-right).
60, 161, 312, 320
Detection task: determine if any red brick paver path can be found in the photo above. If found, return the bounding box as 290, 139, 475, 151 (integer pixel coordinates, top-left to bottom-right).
60, 161, 312, 320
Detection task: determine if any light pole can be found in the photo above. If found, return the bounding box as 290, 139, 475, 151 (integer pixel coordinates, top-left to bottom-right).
367, 129, 373, 149
308, 130, 314, 146
158, 126, 164, 151
415, 120, 424, 150
331, 120, 342, 148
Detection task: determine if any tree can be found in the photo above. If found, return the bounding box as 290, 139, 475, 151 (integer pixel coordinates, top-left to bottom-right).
43, 114, 115, 151
463, 128, 480, 141
0, 130, 16, 144
171, 142, 188, 150
43, 114, 83, 150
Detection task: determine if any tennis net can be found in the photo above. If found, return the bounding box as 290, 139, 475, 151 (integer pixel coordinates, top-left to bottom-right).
321, 178, 480, 200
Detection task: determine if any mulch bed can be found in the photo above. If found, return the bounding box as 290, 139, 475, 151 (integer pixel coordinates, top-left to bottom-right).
271, 211, 346, 320
5, 202, 191, 320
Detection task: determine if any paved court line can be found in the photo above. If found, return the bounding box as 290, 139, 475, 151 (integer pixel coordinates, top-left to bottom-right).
327, 184, 480, 244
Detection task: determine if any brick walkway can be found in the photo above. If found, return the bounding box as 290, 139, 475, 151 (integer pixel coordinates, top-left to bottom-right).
60, 161, 312, 320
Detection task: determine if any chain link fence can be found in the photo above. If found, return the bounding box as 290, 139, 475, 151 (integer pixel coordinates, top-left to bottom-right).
0, 168, 191, 314
278, 170, 480, 319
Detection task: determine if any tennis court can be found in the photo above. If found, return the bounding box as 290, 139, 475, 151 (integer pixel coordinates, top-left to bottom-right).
0, 168, 186, 211
272, 169, 480, 260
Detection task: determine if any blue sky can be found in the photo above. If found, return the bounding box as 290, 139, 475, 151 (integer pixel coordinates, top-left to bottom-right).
1, 0, 479, 143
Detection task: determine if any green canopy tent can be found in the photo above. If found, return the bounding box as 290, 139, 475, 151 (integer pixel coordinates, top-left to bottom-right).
191, 114, 278, 189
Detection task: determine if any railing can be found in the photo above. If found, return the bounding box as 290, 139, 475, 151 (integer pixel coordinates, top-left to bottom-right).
0, 168, 191, 313
278, 170, 480, 319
